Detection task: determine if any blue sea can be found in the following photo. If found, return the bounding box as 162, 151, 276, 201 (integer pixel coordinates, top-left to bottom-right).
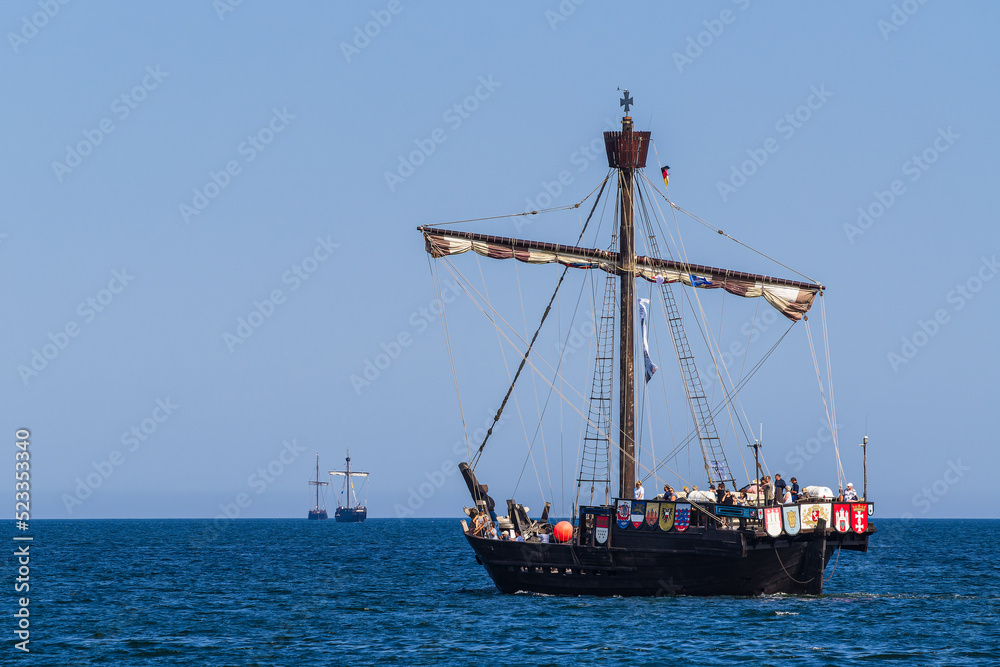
8, 519, 999, 665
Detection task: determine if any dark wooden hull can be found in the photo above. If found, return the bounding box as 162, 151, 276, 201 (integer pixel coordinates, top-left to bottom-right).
335, 507, 367, 523
307, 509, 328, 520
466, 524, 873, 596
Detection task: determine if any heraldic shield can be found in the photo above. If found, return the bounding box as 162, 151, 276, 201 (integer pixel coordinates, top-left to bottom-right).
630, 501, 646, 529
764, 506, 783, 537
782, 504, 801, 536
645, 501, 659, 528
674, 503, 691, 532
833, 503, 851, 533
800, 502, 832, 530
851, 503, 869, 533
595, 514, 609, 544
616, 500, 631, 529
658, 502, 675, 531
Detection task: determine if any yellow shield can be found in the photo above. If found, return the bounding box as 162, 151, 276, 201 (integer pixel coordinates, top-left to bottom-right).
659, 502, 675, 531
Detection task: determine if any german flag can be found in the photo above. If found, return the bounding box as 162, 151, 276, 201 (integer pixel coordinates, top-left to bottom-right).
660, 165, 670, 187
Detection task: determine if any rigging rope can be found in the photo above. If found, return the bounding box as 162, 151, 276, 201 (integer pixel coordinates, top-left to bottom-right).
804, 312, 845, 492
640, 180, 754, 484
820, 296, 845, 488
427, 256, 471, 460
421, 176, 611, 228
647, 142, 820, 285
439, 259, 615, 454
476, 255, 544, 502
774, 547, 815, 585
513, 260, 553, 505
468, 176, 610, 470
514, 245, 594, 501
642, 323, 795, 482
434, 142, 825, 504
824, 544, 842, 583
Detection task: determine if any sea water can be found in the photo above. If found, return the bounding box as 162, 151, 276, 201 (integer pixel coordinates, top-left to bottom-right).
9, 518, 999, 665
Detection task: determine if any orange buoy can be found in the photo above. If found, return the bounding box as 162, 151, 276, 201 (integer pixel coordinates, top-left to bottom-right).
553, 520, 573, 543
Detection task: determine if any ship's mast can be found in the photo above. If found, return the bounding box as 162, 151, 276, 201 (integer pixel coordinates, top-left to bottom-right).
617, 115, 636, 500
330, 450, 368, 509
345, 450, 353, 506
605, 91, 650, 499
309, 453, 327, 510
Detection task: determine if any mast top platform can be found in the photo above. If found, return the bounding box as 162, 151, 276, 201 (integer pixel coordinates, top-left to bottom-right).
605, 90, 649, 168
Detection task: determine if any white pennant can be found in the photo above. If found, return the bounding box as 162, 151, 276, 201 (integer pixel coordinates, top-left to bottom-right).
638, 298, 658, 383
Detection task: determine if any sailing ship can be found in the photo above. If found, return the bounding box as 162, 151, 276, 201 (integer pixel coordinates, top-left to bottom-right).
307, 453, 328, 520
330, 450, 369, 523
417, 92, 874, 596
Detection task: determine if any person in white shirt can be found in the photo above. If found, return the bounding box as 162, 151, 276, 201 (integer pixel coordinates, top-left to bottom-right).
844, 482, 859, 501
634, 480, 644, 500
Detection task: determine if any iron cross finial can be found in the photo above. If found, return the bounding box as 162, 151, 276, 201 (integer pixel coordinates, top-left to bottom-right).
620, 90, 633, 115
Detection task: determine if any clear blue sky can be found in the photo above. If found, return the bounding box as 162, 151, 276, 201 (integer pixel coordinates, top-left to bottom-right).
4, 2, 997, 520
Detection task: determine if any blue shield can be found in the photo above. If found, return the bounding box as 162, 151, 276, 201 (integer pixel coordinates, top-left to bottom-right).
782, 504, 801, 536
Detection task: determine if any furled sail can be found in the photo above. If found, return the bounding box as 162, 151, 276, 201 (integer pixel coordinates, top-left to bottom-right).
420, 227, 821, 321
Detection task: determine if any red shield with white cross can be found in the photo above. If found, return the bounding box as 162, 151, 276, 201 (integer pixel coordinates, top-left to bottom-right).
851, 504, 868, 533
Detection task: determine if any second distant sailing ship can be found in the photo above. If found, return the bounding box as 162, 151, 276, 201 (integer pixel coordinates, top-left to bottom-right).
307, 453, 328, 520
330, 450, 369, 523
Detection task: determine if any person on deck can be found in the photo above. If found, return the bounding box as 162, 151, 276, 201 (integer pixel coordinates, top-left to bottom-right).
844, 483, 859, 501
663, 485, 677, 502
635, 481, 644, 500
763, 476, 774, 506
790, 477, 800, 502
678, 486, 689, 500
716, 482, 728, 504
470, 509, 488, 536
774, 474, 787, 500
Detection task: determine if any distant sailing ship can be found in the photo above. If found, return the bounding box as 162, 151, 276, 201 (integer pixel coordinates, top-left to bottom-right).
417, 91, 874, 596
307, 453, 328, 520
330, 450, 369, 523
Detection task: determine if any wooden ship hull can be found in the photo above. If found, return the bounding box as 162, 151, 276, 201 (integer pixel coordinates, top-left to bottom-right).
467, 514, 872, 596
307, 509, 328, 520
335, 506, 367, 523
